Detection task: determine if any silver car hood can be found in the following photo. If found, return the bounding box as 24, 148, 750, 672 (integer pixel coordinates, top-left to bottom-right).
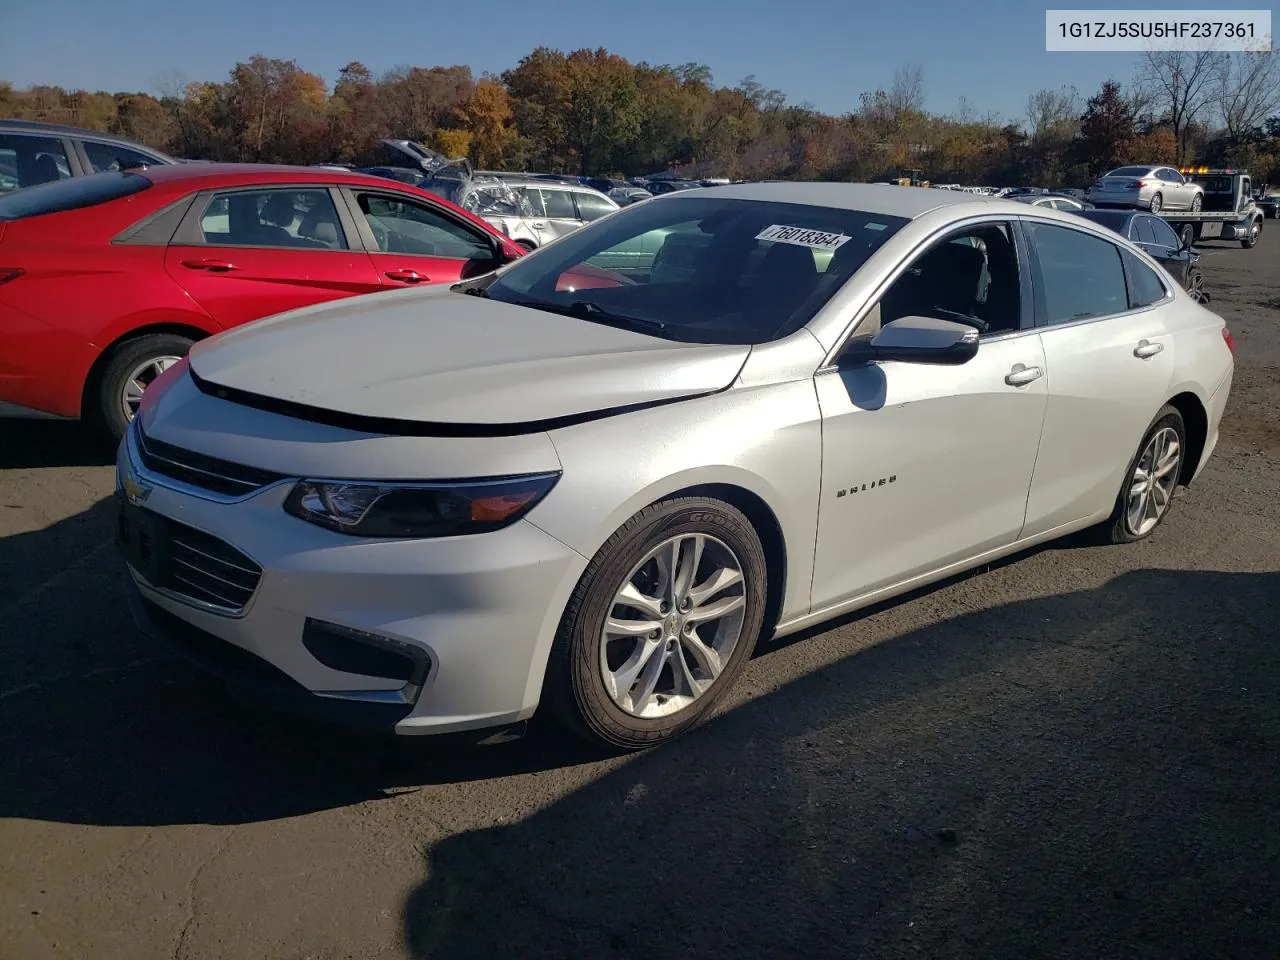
187, 286, 750, 432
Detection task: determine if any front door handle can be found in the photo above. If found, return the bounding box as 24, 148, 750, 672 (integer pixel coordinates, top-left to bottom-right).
1005, 363, 1044, 387
182, 258, 237, 272
530, 222, 546, 230
1134, 339, 1165, 359
384, 269, 430, 283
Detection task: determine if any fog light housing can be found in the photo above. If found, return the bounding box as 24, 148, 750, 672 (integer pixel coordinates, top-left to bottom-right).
302, 619, 432, 702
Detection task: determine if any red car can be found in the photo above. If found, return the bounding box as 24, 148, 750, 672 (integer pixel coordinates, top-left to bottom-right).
0, 164, 525, 441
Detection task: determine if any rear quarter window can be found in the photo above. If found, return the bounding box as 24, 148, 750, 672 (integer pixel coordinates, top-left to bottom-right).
0, 172, 151, 220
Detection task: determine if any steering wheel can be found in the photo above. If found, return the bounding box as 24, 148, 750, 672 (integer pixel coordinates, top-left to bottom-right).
932, 307, 989, 334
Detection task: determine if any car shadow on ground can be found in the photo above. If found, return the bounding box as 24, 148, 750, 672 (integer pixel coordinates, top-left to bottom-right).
0, 482, 1092, 832
0, 419, 115, 470
398, 568, 1280, 960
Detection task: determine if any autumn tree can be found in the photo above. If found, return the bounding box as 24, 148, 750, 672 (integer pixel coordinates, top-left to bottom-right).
1078, 80, 1137, 176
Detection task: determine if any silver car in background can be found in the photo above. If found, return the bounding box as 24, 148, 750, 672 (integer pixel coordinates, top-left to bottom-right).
118, 184, 1234, 752
1087, 165, 1204, 213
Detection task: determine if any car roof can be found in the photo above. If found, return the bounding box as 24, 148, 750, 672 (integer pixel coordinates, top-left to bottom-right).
137, 163, 409, 187
0, 118, 169, 150
668, 181, 1009, 219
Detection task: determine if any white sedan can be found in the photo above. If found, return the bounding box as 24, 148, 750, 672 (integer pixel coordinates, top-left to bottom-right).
116, 183, 1235, 750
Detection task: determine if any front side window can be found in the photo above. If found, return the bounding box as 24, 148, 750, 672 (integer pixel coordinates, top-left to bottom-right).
480, 196, 908, 345
0, 135, 71, 193
1026, 222, 1128, 324
355, 193, 492, 259
198, 189, 347, 249
83, 141, 161, 173
878, 222, 1022, 336
1149, 217, 1181, 249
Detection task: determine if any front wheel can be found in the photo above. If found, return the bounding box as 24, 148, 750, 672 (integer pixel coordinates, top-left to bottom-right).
1103, 405, 1186, 544
1190, 193, 1202, 213
544, 497, 768, 751
90, 333, 194, 445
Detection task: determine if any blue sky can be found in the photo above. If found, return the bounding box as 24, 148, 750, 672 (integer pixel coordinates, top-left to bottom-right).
0, 0, 1233, 123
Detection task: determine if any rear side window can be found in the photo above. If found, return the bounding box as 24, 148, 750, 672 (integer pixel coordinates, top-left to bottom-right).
196, 188, 348, 249
574, 191, 616, 222
1123, 251, 1169, 308
540, 189, 577, 219
83, 140, 162, 173
1134, 217, 1158, 245
0, 171, 150, 220
0, 134, 72, 195
1026, 222, 1129, 324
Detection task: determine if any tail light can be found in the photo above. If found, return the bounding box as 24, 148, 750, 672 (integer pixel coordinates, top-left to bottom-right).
1222, 327, 1236, 355
0, 268, 22, 285
1129, 180, 1147, 188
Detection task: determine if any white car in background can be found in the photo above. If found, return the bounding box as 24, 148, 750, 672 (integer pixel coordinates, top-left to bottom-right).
1087, 165, 1205, 213
118, 183, 1234, 751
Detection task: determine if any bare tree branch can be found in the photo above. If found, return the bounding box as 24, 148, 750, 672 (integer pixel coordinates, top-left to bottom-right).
1217, 52, 1280, 141
1136, 48, 1227, 162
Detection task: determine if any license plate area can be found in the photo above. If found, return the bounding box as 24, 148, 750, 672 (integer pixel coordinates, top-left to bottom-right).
116, 498, 171, 588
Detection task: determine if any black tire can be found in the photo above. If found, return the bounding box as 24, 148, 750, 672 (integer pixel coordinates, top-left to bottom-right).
1101, 404, 1186, 545
1190, 193, 1202, 213
1149, 192, 1163, 214
543, 497, 768, 751
1241, 217, 1261, 249
89, 333, 194, 445
1187, 269, 1208, 303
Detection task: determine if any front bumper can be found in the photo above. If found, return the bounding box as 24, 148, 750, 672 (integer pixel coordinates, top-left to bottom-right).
115, 429, 588, 736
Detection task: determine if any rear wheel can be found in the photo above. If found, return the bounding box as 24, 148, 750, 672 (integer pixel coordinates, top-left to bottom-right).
1149, 192, 1164, 214
1102, 405, 1186, 544
1241, 217, 1261, 249
89, 333, 193, 445
1190, 194, 1202, 213
544, 497, 768, 751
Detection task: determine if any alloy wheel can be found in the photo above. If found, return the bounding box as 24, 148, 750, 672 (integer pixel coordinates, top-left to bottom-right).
121, 356, 181, 422
1126, 426, 1181, 536
599, 533, 747, 719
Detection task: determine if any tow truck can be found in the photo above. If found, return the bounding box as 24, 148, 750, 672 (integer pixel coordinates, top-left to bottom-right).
1159, 167, 1264, 249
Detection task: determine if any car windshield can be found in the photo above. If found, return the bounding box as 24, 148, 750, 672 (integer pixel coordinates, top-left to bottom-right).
1107, 166, 1153, 177
478, 196, 909, 345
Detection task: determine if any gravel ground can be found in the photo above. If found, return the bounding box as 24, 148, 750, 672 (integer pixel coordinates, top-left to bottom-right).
1, 232, 1277, 960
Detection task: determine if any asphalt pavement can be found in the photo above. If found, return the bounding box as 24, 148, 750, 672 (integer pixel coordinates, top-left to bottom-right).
2, 233, 1278, 960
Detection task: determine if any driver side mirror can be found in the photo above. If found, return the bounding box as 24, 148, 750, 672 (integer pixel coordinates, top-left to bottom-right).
839, 316, 979, 367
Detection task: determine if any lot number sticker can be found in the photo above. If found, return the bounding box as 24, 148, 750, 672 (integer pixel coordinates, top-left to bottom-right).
756, 224, 852, 250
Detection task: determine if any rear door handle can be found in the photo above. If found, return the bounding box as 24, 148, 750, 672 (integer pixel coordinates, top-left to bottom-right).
384, 269, 430, 283
1134, 339, 1165, 359
182, 258, 237, 272
1005, 363, 1044, 386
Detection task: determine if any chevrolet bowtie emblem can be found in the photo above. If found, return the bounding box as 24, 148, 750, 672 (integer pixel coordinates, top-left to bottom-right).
121, 465, 152, 506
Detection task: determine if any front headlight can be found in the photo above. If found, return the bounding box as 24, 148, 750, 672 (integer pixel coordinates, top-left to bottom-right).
283, 473, 560, 538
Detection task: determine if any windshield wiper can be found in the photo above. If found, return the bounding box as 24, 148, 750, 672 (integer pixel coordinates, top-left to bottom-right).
499, 295, 667, 335
565, 300, 667, 335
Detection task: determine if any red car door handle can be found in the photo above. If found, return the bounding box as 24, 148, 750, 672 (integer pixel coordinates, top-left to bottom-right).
385, 269, 430, 283
182, 258, 237, 272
